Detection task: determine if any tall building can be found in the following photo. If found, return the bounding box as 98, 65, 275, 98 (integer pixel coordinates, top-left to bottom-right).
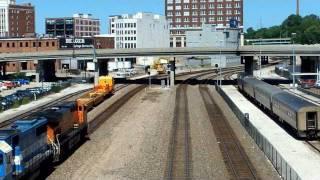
0, 0, 35, 37
165, 0, 243, 47
109, 12, 169, 49
46, 13, 100, 37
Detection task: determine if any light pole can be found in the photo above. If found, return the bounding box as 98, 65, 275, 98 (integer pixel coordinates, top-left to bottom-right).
292, 33, 297, 88
259, 38, 262, 78
219, 40, 223, 87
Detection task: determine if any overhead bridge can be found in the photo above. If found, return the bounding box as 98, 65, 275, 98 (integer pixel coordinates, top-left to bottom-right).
0, 45, 320, 61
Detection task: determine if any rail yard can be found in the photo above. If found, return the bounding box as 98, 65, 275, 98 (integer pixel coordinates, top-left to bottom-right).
1, 64, 320, 179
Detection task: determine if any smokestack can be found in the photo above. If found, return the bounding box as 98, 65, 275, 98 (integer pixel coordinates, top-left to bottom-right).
296, 0, 300, 16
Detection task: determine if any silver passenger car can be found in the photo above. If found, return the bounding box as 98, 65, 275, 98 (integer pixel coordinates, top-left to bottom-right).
254, 83, 283, 111
272, 92, 320, 138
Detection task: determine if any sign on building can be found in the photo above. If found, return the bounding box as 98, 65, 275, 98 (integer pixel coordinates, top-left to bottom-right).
59, 37, 93, 49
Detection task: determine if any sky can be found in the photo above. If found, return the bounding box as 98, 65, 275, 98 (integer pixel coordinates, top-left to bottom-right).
17, 0, 320, 34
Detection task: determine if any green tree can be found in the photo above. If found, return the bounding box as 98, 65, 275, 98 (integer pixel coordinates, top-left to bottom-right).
245, 14, 320, 44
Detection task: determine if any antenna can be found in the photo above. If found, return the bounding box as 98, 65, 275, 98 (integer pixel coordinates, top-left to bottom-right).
296, 0, 300, 16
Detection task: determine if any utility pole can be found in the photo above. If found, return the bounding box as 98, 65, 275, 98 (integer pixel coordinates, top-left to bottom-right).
296, 0, 300, 16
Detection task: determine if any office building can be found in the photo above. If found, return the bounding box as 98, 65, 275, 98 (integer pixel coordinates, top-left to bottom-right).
166, 0, 243, 47
109, 12, 169, 49
46, 13, 100, 37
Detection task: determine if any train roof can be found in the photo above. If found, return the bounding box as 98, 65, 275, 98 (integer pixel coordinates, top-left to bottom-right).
273, 92, 317, 111
13, 118, 47, 133
243, 77, 267, 86
255, 83, 283, 96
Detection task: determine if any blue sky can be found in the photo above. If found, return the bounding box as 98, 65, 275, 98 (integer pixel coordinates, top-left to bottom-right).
17, 0, 320, 34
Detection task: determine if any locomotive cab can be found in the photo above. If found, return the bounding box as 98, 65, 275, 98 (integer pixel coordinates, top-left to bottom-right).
0, 141, 13, 180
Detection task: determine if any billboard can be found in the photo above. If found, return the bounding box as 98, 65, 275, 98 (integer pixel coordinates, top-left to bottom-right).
59, 37, 93, 49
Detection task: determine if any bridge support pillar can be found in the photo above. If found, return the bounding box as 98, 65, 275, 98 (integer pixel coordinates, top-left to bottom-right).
98, 59, 109, 76
244, 56, 254, 76
36, 60, 56, 82
94, 58, 99, 86
170, 59, 176, 87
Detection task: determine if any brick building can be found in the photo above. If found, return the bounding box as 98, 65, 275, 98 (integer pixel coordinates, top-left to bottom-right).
165, 0, 243, 47
0, 38, 59, 72
8, 3, 35, 37
46, 13, 100, 37
0, 0, 35, 37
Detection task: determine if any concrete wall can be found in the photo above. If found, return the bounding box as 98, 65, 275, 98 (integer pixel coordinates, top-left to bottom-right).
186, 24, 240, 48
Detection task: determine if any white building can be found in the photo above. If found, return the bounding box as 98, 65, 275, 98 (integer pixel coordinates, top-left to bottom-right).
109, 12, 169, 49
0, 0, 14, 37
186, 24, 241, 68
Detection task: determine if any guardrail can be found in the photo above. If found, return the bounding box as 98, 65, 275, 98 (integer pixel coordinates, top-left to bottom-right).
215, 85, 301, 180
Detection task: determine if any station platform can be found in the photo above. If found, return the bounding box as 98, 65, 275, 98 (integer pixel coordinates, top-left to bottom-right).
221, 85, 320, 179
0, 83, 92, 123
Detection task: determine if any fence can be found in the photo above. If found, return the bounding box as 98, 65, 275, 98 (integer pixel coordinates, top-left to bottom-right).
216, 85, 301, 180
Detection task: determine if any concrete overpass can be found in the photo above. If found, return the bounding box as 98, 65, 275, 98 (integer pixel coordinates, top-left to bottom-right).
0, 45, 320, 61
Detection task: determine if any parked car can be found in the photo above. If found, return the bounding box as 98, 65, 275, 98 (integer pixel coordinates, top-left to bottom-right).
16, 79, 30, 85
0, 97, 9, 110
16, 90, 34, 99
3, 81, 15, 89
0, 82, 8, 91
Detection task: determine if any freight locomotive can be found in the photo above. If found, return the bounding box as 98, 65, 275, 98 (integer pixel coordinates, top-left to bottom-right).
0, 76, 114, 180
238, 75, 320, 138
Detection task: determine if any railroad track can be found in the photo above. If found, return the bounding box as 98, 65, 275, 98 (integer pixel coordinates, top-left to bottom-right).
164, 67, 245, 180
197, 68, 257, 179
306, 141, 320, 154
165, 83, 192, 180
88, 85, 144, 133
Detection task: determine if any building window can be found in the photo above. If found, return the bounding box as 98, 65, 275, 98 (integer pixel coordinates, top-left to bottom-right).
46, 42, 49, 47
7, 43, 10, 48
33, 42, 36, 47
38, 42, 41, 47
20, 42, 23, 47
52, 42, 55, 46
12, 43, 15, 47
25, 42, 28, 47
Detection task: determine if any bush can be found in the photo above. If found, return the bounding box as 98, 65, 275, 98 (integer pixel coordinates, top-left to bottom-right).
51, 85, 63, 93
12, 101, 20, 109
21, 97, 31, 105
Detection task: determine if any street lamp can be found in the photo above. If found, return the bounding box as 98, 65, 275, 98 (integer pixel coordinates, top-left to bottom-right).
292, 33, 297, 88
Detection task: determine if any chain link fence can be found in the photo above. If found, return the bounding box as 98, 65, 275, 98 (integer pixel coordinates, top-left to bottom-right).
216, 85, 301, 180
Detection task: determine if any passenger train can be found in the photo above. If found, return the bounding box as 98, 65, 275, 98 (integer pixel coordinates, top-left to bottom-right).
0, 76, 114, 179
238, 75, 320, 138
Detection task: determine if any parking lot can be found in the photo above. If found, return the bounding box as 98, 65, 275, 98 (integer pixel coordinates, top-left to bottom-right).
0, 79, 71, 112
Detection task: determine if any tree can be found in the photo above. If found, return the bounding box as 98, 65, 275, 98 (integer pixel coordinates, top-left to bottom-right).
244, 14, 320, 44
